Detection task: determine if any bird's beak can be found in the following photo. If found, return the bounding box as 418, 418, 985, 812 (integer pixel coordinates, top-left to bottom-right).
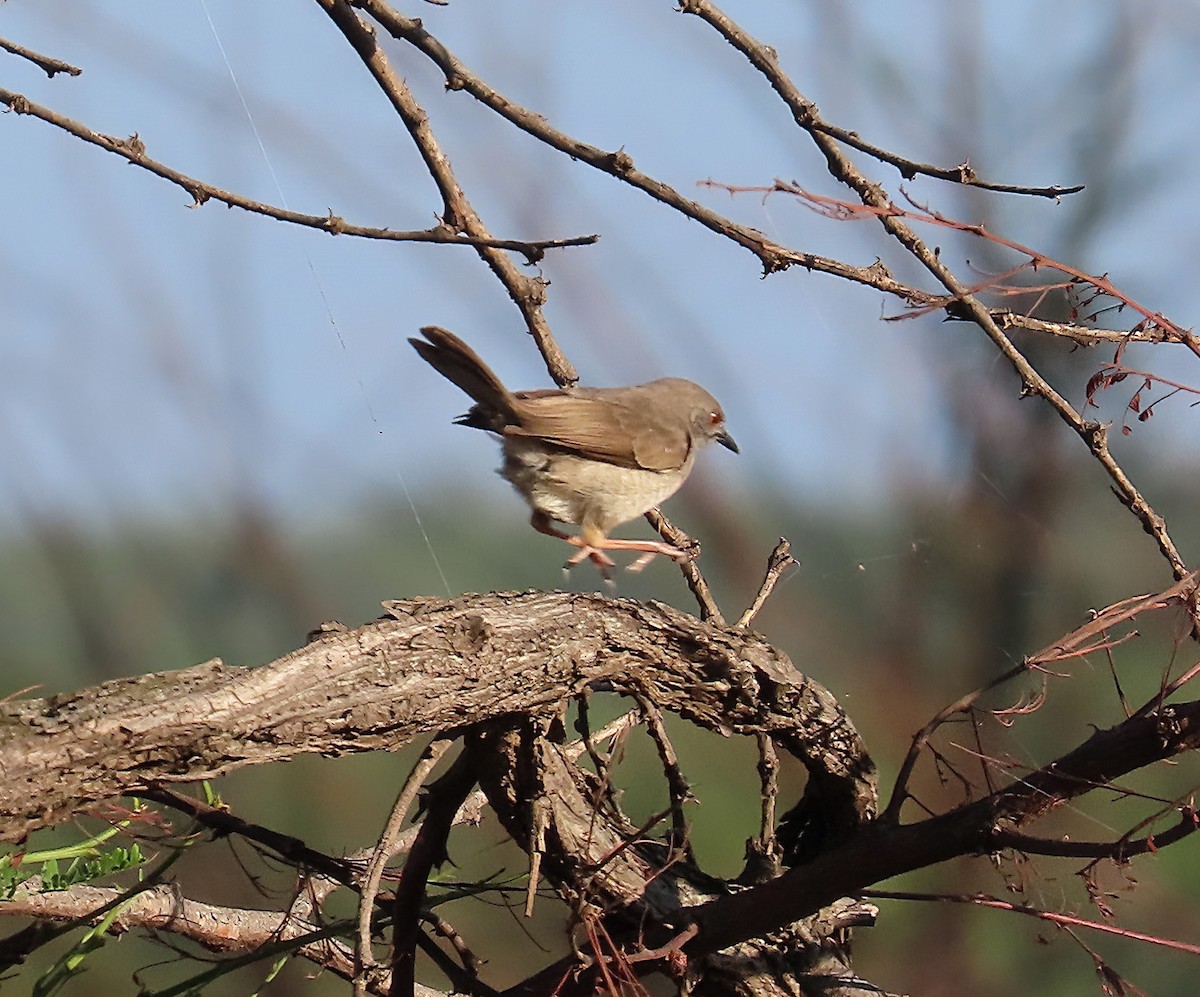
716, 429, 739, 454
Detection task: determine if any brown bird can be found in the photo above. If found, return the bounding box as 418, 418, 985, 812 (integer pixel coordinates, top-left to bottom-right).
410, 326, 738, 574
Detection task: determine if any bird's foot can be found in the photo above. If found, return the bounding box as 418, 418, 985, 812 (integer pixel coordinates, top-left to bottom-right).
562, 545, 618, 590
535, 514, 694, 579
563, 540, 690, 577
563, 545, 618, 570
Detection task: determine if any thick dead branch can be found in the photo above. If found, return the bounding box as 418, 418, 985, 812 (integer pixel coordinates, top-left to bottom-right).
472, 717, 879, 997
0, 591, 875, 844
684, 698, 1200, 957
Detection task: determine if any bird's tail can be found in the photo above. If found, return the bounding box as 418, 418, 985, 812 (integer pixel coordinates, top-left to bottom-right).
409, 326, 517, 427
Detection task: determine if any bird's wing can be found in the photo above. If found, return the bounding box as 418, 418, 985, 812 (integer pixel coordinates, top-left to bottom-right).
505, 390, 691, 471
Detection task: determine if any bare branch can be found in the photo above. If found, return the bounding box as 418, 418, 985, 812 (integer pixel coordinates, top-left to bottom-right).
0, 883, 417, 996
315, 0, 576, 384
677, 2, 1081, 199
742, 734, 784, 883
758, 181, 1198, 353
0, 87, 594, 259
642, 508, 725, 623
676, 6, 1194, 586
991, 807, 1200, 860
684, 696, 1200, 957
356, 738, 454, 990
140, 785, 363, 885
355, 0, 915, 294
883, 573, 1200, 823
389, 750, 479, 997
736, 538, 797, 628
0, 36, 82, 77
630, 691, 693, 860
862, 888, 1200, 958
0, 591, 874, 844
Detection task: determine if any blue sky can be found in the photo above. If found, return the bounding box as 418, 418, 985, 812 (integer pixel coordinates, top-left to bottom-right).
2, 0, 1197, 544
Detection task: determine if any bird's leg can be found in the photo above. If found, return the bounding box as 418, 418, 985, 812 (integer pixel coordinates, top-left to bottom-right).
530, 513, 689, 576
599, 538, 692, 573
530, 510, 575, 543
571, 518, 690, 573
530, 513, 617, 575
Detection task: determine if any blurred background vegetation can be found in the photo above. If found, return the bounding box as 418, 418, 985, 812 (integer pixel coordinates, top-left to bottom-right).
8, 475, 1199, 995
4, 1, 1200, 994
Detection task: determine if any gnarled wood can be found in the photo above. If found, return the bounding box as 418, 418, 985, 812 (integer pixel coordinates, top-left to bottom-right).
0, 590, 875, 844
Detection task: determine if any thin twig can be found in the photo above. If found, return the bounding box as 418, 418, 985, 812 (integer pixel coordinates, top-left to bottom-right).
884, 574, 1200, 822
642, 508, 724, 623
678, 2, 1196, 592
0, 88, 594, 259
736, 734, 783, 884
0, 37, 82, 77
355, 0, 925, 295
736, 538, 796, 628
691, 10, 1084, 199
754, 180, 1198, 353
996, 311, 1191, 347
992, 807, 1199, 861
316, 0, 576, 385
1031, 573, 1198, 671
421, 911, 482, 977
572, 695, 622, 820
355, 738, 454, 993
881, 661, 1027, 824
757, 736, 780, 852
567, 710, 641, 763
861, 888, 1200, 956
1141, 658, 1200, 721
573, 695, 610, 785
0, 883, 392, 993
525, 803, 549, 919
630, 690, 693, 861
678, 2, 1079, 196
0, 36, 81, 76
140, 785, 360, 885
390, 749, 479, 997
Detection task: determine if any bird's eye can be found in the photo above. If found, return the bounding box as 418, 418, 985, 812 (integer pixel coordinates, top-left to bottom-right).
709, 411, 722, 426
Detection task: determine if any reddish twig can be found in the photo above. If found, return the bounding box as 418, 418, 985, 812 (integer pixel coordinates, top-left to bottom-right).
683, 25, 1196, 587
1084, 362, 1200, 436
861, 888, 1200, 957
885, 574, 1200, 823
705, 179, 1200, 356
680, 696, 1200, 957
